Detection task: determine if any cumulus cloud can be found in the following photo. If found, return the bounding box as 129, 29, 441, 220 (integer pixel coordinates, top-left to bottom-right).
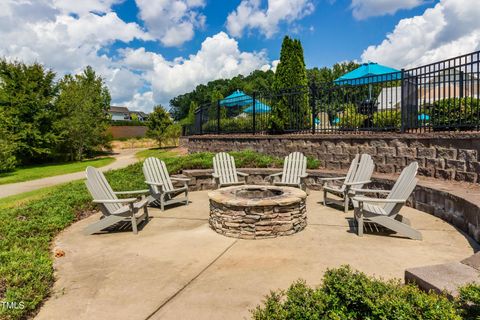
121, 32, 275, 107
226, 0, 314, 38
0, 1, 276, 112
135, 0, 206, 47
361, 0, 480, 69
350, 0, 426, 20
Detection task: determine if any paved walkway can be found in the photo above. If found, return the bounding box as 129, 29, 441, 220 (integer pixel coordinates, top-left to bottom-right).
36, 190, 478, 320
0, 149, 142, 199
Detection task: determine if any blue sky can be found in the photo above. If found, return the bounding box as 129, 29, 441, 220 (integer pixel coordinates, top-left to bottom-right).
1, 0, 479, 112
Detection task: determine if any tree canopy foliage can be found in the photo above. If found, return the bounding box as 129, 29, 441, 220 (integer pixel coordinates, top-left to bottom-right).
0, 60, 112, 170
146, 105, 174, 146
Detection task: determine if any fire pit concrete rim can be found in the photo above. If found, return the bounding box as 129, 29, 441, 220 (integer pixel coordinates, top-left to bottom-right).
208, 185, 307, 207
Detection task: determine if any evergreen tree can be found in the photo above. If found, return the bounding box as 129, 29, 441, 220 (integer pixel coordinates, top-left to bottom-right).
270, 36, 310, 133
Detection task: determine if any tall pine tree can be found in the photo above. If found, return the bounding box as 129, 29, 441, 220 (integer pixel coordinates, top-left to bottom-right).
270, 36, 310, 133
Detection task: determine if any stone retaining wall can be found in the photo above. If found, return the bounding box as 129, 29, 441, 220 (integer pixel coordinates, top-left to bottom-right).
180, 133, 480, 183
175, 168, 480, 243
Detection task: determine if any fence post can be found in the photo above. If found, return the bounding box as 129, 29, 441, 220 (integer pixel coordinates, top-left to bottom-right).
400, 68, 405, 133
252, 92, 256, 135
199, 105, 203, 135
310, 83, 316, 134
216, 99, 220, 134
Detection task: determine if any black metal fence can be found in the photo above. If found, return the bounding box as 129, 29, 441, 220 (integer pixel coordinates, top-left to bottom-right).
185, 50, 480, 135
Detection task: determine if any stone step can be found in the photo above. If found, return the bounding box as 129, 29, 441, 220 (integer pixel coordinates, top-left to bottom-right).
405, 261, 480, 298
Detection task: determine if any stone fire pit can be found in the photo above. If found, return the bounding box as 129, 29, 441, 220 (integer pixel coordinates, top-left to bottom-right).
208, 185, 307, 239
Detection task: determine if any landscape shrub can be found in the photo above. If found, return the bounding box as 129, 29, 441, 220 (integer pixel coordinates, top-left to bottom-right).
252, 265, 466, 320
428, 97, 480, 130
337, 104, 368, 129
202, 116, 253, 133
457, 283, 480, 319
110, 120, 146, 126
372, 109, 401, 129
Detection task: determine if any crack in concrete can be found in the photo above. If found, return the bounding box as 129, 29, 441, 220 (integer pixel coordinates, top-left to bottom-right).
144, 239, 237, 319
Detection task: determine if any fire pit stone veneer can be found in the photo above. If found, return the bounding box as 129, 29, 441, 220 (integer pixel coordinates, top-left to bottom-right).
208, 185, 307, 239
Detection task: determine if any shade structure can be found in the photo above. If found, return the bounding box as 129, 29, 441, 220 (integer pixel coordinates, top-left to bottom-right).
334, 62, 401, 86
219, 90, 252, 107
243, 100, 271, 114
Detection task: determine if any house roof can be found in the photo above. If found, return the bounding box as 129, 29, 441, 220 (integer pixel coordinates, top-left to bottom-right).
109, 106, 130, 113
130, 111, 148, 117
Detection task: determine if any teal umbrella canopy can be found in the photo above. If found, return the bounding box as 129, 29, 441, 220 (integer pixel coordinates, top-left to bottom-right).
219, 90, 252, 107
334, 63, 401, 86
243, 100, 271, 114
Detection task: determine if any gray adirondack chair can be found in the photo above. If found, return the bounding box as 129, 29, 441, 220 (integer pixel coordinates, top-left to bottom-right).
321, 154, 374, 212
267, 152, 308, 191
212, 152, 248, 188
143, 157, 190, 211
352, 162, 421, 240
84, 166, 149, 235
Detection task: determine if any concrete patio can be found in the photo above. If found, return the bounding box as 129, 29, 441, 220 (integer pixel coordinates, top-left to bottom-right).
36, 190, 478, 320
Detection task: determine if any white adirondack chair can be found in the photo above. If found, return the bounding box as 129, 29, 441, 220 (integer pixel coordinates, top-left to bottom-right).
143, 157, 190, 211
320, 154, 374, 212
212, 152, 249, 188
84, 166, 149, 235
267, 152, 308, 191
352, 162, 421, 240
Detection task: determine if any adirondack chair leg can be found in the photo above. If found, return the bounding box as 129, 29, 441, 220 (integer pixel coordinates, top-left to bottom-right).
185, 189, 189, 205
129, 204, 138, 234
160, 194, 165, 211
323, 189, 327, 206
344, 192, 349, 213
355, 207, 363, 236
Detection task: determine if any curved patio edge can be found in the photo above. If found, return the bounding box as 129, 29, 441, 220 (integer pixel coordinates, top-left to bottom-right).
177, 167, 480, 296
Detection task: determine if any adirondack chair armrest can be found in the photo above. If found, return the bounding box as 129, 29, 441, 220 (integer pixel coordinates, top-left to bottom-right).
93, 198, 138, 204
352, 196, 406, 204
144, 181, 163, 186
114, 189, 149, 195
344, 180, 371, 186
299, 173, 309, 178
237, 171, 249, 177
212, 173, 220, 178
319, 176, 346, 181
171, 177, 190, 182
351, 188, 391, 194
267, 172, 282, 178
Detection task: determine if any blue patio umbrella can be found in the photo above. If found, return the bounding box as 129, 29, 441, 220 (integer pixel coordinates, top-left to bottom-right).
334, 62, 401, 100
219, 90, 252, 107
243, 100, 271, 114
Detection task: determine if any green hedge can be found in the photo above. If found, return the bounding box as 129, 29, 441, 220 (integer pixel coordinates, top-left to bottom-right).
202, 117, 253, 133
428, 97, 480, 130
110, 120, 146, 126
372, 109, 401, 129
252, 265, 478, 319
337, 104, 368, 129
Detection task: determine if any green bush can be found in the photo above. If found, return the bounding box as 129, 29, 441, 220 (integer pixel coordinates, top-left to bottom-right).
252, 266, 463, 320
0, 137, 16, 172
337, 104, 368, 129
372, 109, 401, 129
457, 283, 480, 319
110, 120, 146, 126
428, 97, 480, 130
202, 116, 253, 133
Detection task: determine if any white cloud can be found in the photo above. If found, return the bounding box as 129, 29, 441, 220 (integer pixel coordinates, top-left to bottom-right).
135, 0, 206, 47
350, 0, 426, 20
121, 32, 276, 108
0, 1, 276, 113
361, 0, 480, 69
226, 0, 314, 38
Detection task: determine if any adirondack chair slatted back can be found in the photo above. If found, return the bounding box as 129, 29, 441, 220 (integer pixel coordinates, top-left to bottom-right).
384, 162, 419, 215
281, 152, 307, 185
213, 152, 238, 186
85, 166, 121, 213
352, 154, 374, 190
336, 154, 360, 192
143, 157, 174, 194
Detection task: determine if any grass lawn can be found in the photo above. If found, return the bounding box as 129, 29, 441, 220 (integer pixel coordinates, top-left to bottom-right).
0, 157, 115, 185
135, 147, 181, 160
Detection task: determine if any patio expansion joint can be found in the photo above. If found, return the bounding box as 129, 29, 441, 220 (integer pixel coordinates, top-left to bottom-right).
144, 239, 238, 319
